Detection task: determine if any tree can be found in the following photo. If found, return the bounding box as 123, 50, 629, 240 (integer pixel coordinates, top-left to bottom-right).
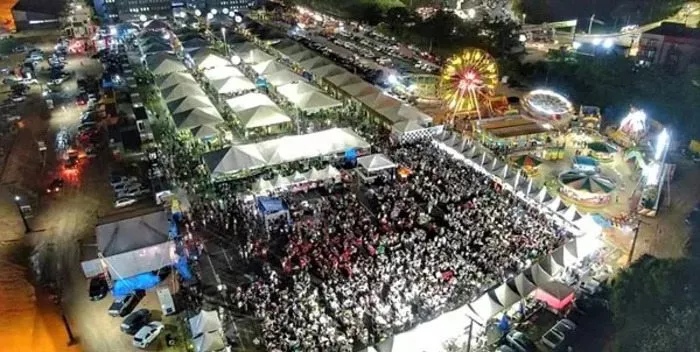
611, 256, 700, 351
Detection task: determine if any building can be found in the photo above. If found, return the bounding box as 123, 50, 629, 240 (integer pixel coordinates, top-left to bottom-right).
114, 0, 172, 22
93, 0, 119, 22
11, 0, 62, 31
638, 22, 700, 74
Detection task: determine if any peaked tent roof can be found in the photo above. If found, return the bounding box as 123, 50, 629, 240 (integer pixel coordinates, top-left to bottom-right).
310, 64, 345, 79
147, 54, 187, 75
210, 76, 256, 94
357, 154, 397, 172
188, 310, 222, 336
142, 41, 173, 55
359, 91, 402, 111
191, 49, 231, 70
192, 331, 226, 352
172, 106, 223, 130
251, 60, 287, 75
325, 71, 362, 88
236, 105, 291, 129
378, 104, 432, 124
161, 83, 207, 102
226, 92, 276, 112
167, 95, 215, 114
340, 81, 379, 98
182, 37, 210, 50
293, 92, 343, 112
288, 49, 317, 63
190, 124, 219, 139
468, 292, 504, 324
264, 69, 303, 87
489, 282, 522, 308
241, 49, 274, 65
276, 42, 308, 57
202, 66, 246, 81
299, 56, 334, 71
156, 72, 197, 89
392, 119, 425, 133
230, 41, 258, 55
276, 81, 319, 97
96, 211, 169, 257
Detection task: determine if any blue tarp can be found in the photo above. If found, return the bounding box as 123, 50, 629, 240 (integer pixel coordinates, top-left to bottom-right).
574, 156, 598, 166
112, 272, 160, 297
175, 256, 194, 281
169, 219, 179, 239
257, 196, 287, 215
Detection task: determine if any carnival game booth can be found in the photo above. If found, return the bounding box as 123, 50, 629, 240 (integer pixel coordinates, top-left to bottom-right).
473, 115, 552, 149
510, 154, 542, 176
356, 154, 397, 183
586, 141, 617, 162
575, 105, 601, 131
257, 196, 290, 227
558, 170, 616, 207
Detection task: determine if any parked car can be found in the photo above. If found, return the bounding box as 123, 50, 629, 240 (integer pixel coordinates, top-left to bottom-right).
121, 309, 151, 335
10, 94, 25, 102
108, 291, 141, 317
12, 45, 26, 53
132, 321, 164, 349
118, 187, 149, 198
540, 328, 565, 350
114, 197, 138, 209
505, 331, 536, 352
46, 178, 65, 194
88, 275, 109, 301
112, 179, 139, 192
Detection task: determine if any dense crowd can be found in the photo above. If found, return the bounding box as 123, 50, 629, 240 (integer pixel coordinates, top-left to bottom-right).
189, 141, 566, 351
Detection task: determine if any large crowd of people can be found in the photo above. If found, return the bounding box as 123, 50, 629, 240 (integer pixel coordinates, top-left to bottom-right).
188, 140, 567, 352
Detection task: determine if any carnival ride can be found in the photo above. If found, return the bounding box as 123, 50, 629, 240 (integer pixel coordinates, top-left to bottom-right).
558, 169, 617, 206
522, 89, 574, 121
439, 48, 499, 121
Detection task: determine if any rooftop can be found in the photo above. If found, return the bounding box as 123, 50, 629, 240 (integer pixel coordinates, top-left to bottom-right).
644, 22, 700, 40
13, 0, 64, 15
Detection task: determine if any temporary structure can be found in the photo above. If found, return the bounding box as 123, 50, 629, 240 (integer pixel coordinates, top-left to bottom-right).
157, 72, 197, 90
251, 60, 287, 75
190, 125, 219, 139
167, 95, 215, 114
188, 310, 222, 336
467, 292, 504, 324
190, 49, 231, 70
226, 93, 276, 112
192, 331, 226, 352
171, 106, 223, 130
357, 154, 397, 173
298, 56, 333, 71
378, 104, 432, 124
202, 66, 246, 81
161, 83, 207, 102
236, 106, 291, 129
210, 76, 255, 95
310, 64, 345, 79
147, 53, 187, 75
340, 81, 379, 98
264, 70, 303, 87
292, 92, 343, 112
325, 71, 362, 88
240, 48, 274, 64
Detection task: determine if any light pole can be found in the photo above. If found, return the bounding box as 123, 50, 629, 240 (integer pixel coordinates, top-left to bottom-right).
221, 27, 228, 57
13, 195, 30, 233
588, 14, 595, 34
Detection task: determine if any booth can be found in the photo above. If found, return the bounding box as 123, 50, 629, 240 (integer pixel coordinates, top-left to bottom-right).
257, 196, 290, 228
356, 154, 397, 182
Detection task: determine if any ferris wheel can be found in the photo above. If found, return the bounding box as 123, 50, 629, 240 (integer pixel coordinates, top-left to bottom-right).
439, 48, 499, 119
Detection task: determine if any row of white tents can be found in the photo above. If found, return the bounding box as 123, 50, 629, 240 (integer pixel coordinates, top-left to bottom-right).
188, 310, 226, 352
202, 127, 370, 176
250, 165, 342, 194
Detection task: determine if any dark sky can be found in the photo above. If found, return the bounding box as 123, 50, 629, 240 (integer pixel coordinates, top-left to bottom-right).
520, 0, 678, 27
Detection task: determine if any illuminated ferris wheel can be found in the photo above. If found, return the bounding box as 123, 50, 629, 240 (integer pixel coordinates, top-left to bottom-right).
439, 48, 499, 119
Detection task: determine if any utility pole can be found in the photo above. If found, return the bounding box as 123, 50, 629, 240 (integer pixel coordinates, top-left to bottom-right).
588, 14, 595, 34
627, 221, 643, 265
13, 196, 31, 233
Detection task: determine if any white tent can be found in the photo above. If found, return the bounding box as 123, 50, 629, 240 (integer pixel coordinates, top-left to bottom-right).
359, 91, 402, 111
167, 95, 215, 114
157, 72, 196, 90
191, 49, 231, 70
490, 282, 522, 308
299, 56, 333, 71
210, 76, 256, 95
293, 92, 343, 112
340, 81, 379, 98
190, 125, 219, 139
202, 66, 246, 81
161, 83, 207, 102
203, 128, 369, 175
230, 41, 257, 55
290, 171, 308, 184
287, 49, 317, 62
251, 178, 274, 194
226, 93, 276, 112
236, 105, 291, 129
573, 214, 603, 237
468, 292, 504, 324
241, 49, 274, 65
325, 71, 362, 88
276, 42, 308, 57
561, 204, 578, 222
192, 331, 226, 352
551, 245, 579, 268
310, 64, 344, 79
264, 70, 303, 87
357, 154, 397, 173
147, 53, 187, 75
272, 174, 291, 188
188, 310, 222, 336
511, 272, 537, 297
277, 81, 318, 97
172, 106, 223, 130
252, 60, 287, 75
392, 119, 425, 134
379, 104, 433, 124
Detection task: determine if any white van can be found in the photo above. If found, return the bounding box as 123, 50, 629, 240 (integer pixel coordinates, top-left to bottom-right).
156, 287, 176, 315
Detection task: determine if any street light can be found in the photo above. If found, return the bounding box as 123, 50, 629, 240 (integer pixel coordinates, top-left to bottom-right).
221, 27, 228, 57
222, 8, 229, 15
13, 195, 30, 233
194, 9, 202, 17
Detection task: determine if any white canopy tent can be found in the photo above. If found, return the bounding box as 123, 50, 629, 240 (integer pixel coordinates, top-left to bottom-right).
192, 331, 226, 352
325, 71, 362, 88
236, 105, 292, 129
188, 310, 222, 336
203, 128, 370, 175
359, 91, 402, 111
287, 49, 317, 63
357, 154, 397, 173
310, 64, 345, 79
339, 81, 379, 98
277, 82, 343, 112
226, 92, 276, 112
202, 66, 246, 81
210, 76, 256, 95
264, 69, 303, 87
161, 83, 207, 102
147, 53, 188, 75
391, 119, 425, 134
190, 49, 231, 70
276, 81, 318, 96
230, 42, 257, 55
240, 48, 274, 65
190, 124, 219, 139
171, 106, 223, 130
299, 56, 333, 71
379, 104, 433, 124
157, 72, 196, 90
252, 60, 287, 75
249, 165, 343, 195
167, 95, 215, 114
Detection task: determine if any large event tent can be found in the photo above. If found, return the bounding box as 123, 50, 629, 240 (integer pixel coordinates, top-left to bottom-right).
147, 53, 187, 75
264, 69, 303, 87
157, 72, 197, 90
190, 49, 231, 70
167, 95, 215, 114
210, 76, 256, 95
171, 106, 223, 130
202, 128, 370, 175
202, 66, 246, 81
340, 81, 379, 98
359, 91, 402, 111
288, 49, 317, 63
161, 83, 207, 102
190, 124, 219, 139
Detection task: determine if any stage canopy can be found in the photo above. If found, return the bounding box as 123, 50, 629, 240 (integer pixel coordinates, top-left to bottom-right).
250, 165, 342, 194
161, 83, 207, 102
157, 72, 196, 90
171, 106, 223, 130
147, 53, 187, 75
203, 128, 370, 176
357, 154, 397, 173
392, 119, 425, 134
202, 66, 246, 81
210, 76, 255, 95
167, 95, 215, 114
190, 49, 231, 70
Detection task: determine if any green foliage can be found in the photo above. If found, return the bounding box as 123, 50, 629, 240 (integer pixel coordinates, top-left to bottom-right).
0, 38, 18, 55
525, 53, 700, 138
611, 256, 700, 351
520, 0, 685, 26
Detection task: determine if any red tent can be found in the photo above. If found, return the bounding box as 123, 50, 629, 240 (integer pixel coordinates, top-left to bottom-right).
534, 280, 575, 310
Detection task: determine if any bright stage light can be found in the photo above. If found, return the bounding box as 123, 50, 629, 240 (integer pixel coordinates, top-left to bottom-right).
644, 163, 661, 186
195, 9, 202, 16
466, 8, 476, 19
602, 38, 614, 48
619, 109, 646, 133
207, 13, 214, 20
518, 34, 527, 42
211, 8, 218, 15
655, 129, 669, 161
139, 14, 147, 22
230, 55, 241, 65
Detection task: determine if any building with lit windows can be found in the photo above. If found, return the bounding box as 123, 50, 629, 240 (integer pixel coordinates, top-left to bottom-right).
638, 22, 700, 74
12, 0, 62, 30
